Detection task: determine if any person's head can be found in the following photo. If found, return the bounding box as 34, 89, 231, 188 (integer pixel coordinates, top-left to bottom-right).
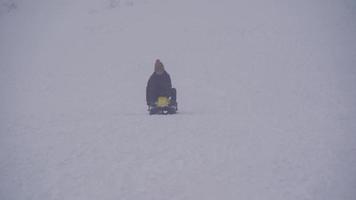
154, 59, 165, 75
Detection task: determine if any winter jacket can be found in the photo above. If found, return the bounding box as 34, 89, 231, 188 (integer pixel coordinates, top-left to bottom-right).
146, 71, 172, 104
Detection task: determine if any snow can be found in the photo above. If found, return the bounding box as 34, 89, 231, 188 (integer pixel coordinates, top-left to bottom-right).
1, 0, 356, 199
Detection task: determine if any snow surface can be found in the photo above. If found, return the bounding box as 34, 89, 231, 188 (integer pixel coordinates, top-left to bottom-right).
1, 0, 356, 199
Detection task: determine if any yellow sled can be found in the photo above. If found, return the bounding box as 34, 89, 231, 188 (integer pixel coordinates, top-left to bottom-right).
149, 96, 177, 115
156, 96, 170, 107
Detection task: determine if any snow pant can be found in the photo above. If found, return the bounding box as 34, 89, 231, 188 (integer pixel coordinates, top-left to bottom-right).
170, 88, 177, 102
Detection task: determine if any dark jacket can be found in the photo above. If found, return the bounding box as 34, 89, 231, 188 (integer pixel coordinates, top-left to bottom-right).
146, 71, 172, 104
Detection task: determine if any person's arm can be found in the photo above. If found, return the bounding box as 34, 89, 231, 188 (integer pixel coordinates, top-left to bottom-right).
161, 73, 172, 97
166, 73, 172, 89
146, 76, 153, 105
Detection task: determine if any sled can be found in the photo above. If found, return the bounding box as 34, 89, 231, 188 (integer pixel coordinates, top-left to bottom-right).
148, 96, 177, 115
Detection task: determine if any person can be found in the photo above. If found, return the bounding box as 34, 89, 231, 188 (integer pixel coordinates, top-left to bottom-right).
146, 59, 177, 107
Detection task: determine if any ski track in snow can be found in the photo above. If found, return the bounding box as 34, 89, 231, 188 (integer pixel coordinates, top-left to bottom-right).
1, 0, 356, 199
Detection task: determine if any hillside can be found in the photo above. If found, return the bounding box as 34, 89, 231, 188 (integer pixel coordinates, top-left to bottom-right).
1, 0, 356, 199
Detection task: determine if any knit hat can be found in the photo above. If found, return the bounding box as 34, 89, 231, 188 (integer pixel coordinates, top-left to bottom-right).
154, 59, 165, 74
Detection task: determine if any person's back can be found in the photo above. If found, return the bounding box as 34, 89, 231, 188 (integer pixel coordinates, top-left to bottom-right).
146, 59, 177, 107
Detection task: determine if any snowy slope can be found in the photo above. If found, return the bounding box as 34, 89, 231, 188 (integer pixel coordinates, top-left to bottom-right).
1, 0, 356, 199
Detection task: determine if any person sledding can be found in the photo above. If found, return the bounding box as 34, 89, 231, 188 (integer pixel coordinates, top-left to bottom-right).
146, 59, 177, 114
